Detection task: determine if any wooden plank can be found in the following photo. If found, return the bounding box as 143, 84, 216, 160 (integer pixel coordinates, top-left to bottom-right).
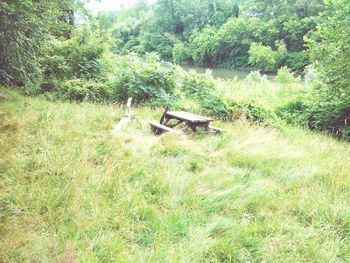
112, 97, 132, 134
208, 125, 225, 133
165, 111, 213, 123
148, 121, 179, 134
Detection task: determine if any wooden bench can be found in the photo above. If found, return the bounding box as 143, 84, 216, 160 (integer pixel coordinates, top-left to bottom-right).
148, 121, 179, 134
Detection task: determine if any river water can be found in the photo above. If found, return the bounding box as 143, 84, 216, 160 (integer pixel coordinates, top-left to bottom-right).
180, 64, 252, 80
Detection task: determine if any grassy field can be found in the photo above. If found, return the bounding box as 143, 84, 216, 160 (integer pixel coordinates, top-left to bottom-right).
1, 88, 350, 262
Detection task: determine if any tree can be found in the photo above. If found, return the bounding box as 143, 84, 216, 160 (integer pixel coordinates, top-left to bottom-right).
189, 26, 219, 65
244, 0, 324, 19
308, 0, 350, 99
95, 11, 118, 32
0, 0, 83, 89
307, 0, 350, 138
217, 18, 264, 66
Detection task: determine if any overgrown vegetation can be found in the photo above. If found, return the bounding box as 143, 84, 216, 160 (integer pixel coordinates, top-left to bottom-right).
0, 0, 82, 88
1, 0, 350, 260
1, 91, 350, 261
1, 0, 348, 139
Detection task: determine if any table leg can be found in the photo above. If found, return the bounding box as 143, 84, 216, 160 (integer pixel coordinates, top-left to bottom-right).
161, 117, 169, 125
172, 120, 184, 127
189, 123, 197, 132
192, 123, 210, 133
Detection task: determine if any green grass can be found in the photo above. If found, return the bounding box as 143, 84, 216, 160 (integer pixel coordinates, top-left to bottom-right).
1, 89, 350, 262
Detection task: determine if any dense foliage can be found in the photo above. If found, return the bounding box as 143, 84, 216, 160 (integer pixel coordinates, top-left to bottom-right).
302, 0, 349, 139
111, 54, 177, 104
0, 0, 82, 89
100, 0, 323, 72
40, 26, 113, 94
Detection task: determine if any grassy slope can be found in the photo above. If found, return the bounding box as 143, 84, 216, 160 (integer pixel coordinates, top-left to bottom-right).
1, 89, 350, 262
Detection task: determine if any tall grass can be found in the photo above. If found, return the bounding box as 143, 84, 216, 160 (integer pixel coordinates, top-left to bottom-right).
1, 89, 350, 262
216, 76, 306, 110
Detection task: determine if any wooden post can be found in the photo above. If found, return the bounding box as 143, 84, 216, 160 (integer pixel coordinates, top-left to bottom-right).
126, 97, 132, 117
112, 97, 132, 134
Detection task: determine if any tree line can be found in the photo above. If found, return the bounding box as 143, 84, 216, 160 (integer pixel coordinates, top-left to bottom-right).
102, 0, 324, 72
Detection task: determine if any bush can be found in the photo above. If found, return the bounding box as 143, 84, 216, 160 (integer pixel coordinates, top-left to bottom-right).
307, 82, 350, 140
179, 70, 227, 116
0, 1, 76, 90
307, 0, 350, 100
217, 18, 265, 67
248, 43, 276, 72
307, 99, 350, 139
226, 98, 278, 126
111, 53, 177, 104
275, 94, 312, 126
245, 71, 268, 83
276, 82, 350, 140
59, 79, 111, 102
275, 66, 296, 85
303, 66, 319, 85
172, 42, 191, 64
275, 40, 288, 68
40, 27, 113, 89
140, 23, 176, 60
306, 0, 350, 140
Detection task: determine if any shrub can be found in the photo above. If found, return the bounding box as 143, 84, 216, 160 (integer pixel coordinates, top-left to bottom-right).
180, 70, 215, 99
306, 0, 350, 140
40, 78, 63, 93
189, 26, 219, 65
226, 98, 278, 126
248, 43, 276, 72
275, 66, 296, 85
140, 24, 176, 60
111, 53, 177, 104
217, 18, 265, 67
275, 40, 288, 68
59, 79, 111, 102
40, 27, 113, 89
307, 82, 350, 140
172, 42, 191, 64
303, 66, 319, 85
179, 70, 228, 116
307, 99, 350, 139
245, 71, 268, 83
307, 0, 350, 102
275, 95, 312, 126
286, 52, 309, 71
0, 1, 77, 90
276, 82, 350, 140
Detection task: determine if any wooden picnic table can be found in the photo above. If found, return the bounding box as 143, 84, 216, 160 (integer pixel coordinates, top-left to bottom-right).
149, 109, 224, 134
161, 111, 214, 132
